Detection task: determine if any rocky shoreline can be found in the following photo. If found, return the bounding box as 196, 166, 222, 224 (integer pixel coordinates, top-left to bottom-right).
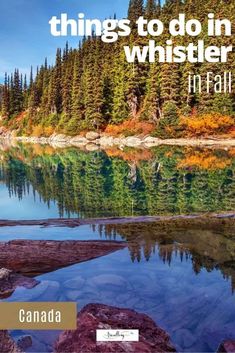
0, 268, 39, 299
1, 303, 234, 353
1, 130, 235, 149
55, 303, 176, 353
0, 212, 234, 231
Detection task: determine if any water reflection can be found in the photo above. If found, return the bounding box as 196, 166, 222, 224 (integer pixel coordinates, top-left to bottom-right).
4, 222, 235, 353
1, 221, 234, 294
95, 222, 235, 293
0, 143, 234, 218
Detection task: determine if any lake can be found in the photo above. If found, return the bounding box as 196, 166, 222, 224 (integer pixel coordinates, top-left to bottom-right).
0, 142, 234, 352
0, 143, 234, 218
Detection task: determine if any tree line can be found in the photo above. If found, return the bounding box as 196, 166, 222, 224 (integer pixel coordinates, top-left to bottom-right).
0, 145, 234, 217
0, 0, 235, 137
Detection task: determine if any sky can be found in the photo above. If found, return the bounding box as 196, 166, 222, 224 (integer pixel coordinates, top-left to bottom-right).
0, 0, 129, 82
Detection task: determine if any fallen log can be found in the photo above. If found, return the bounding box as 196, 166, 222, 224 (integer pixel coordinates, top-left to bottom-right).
0, 240, 126, 276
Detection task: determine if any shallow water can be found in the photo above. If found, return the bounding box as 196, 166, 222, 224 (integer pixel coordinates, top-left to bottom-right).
1, 223, 234, 352
0, 144, 234, 352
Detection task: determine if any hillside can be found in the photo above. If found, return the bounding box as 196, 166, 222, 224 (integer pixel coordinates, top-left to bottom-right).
0, 0, 235, 139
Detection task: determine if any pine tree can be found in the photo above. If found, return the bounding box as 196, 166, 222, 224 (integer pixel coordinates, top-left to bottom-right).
1, 0, 234, 136
128, 0, 144, 25
1, 73, 10, 118
145, 0, 157, 20
141, 63, 161, 121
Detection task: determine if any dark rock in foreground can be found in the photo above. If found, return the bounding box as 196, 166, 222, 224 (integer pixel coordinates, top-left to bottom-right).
218, 340, 235, 353
0, 240, 126, 276
0, 330, 22, 353
0, 268, 39, 299
54, 303, 176, 353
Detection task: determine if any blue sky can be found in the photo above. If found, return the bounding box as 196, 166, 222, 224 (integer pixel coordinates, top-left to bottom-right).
0, 0, 129, 82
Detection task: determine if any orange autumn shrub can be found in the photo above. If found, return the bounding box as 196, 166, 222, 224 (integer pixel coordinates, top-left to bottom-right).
178, 151, 232, 170
106, 148, 153, 164
31, 125, 54, 137
228, 127, 235, 138
31, 144, 55, 157
32, 125, 44, 137
105, 118, 155, 137
44, 126, 54, 137
180, 114, 234, 136
14, 111, 27, 123
228, 148, 235, 157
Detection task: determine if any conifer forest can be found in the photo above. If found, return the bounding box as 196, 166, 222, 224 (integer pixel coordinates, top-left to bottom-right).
0, 0, 235, 138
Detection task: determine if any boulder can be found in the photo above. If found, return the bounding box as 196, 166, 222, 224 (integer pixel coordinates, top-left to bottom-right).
99, 136, 115, 146
54, 303, 176, 353
143, 136, 160, 147
123, 137, 143, 147
50, 134, 70, 142
70, 136, 87, 145
0, 331, 22, 353
0, 268, 39, 299
85, 143, 99, 152
85, 132, 100, 141
218, 340, 235, 353
0, 240, 126, 276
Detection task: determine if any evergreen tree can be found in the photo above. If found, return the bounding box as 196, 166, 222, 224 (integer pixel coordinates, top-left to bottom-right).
145, 0, 157, 20
1, 73, 10, 118
0, 0, 234, 136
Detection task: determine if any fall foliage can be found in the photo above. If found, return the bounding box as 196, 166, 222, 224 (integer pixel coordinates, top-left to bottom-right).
0, 0, 234, 139
180, 114, 234, 137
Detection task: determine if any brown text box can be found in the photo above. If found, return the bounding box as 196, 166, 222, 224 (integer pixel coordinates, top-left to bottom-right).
0, 302, 77, 330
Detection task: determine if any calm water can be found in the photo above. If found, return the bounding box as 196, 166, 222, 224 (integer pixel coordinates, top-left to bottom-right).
0, 143, 234, 352
1, 224, 234, 352
0, 143, 234, 218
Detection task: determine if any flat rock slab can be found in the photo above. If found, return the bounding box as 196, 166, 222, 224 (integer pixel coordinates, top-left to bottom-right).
0, 218, 82, 228
0, 268, 39, 299
0, 212, 234, 229
0, 330, 22, 353
218, 340, 235, 353
54, 303, 176, 353
0, 240, 126, 276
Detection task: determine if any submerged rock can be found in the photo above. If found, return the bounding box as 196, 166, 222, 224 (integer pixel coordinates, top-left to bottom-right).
0, 240, 126, 276
0, 268, 39, 299
218, 340, 235, 353
0, 331, 22, 353
54, 303, 176, 353
64, 276, 85, 290
16, 335, 32, 351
